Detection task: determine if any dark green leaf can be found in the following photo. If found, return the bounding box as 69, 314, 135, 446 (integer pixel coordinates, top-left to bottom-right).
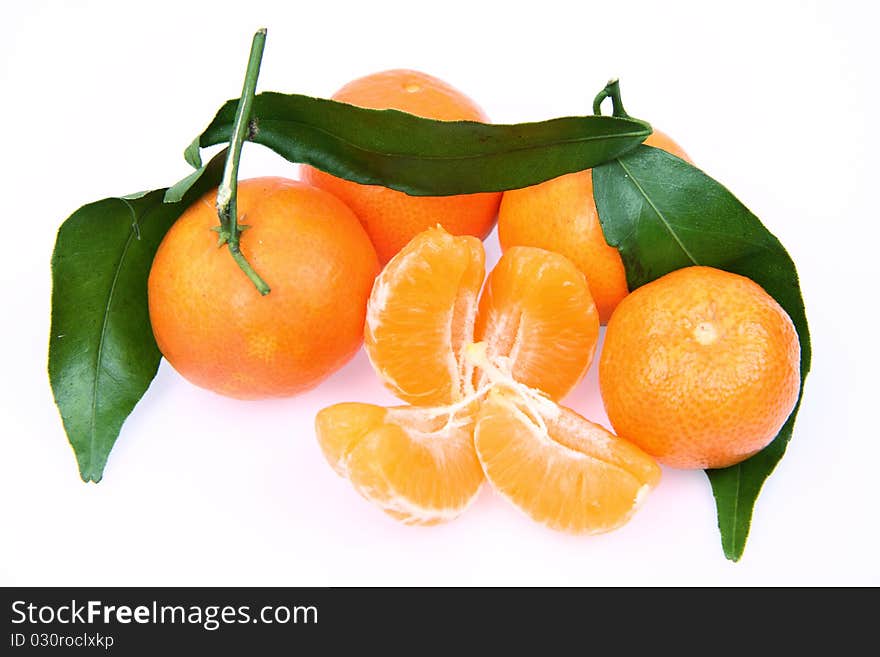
48, 150, 226, 482
164, 160, 212, 203
592, 145, 811, 561
191, 92, 652, 196
183, 136, 203, 170
705, 401, 803, 560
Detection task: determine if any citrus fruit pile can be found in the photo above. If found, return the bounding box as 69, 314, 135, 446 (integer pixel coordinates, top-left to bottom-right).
145, 67, 802, 540
45, 16, 810, 563
316, 227, 661, 532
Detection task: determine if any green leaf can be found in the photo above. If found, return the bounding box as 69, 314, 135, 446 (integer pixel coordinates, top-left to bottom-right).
705, 403, 803, 560
183, 136, 203, 169
48, 150, 227, 482
190, 92, 652, 196
164, 160, 212, 203
592, 145, 811, 561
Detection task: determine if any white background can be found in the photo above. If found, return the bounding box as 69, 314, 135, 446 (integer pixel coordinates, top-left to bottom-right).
1, 0, 877, 586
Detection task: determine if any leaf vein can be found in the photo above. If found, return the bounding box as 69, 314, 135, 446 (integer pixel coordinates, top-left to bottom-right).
730, 465, 742, 556
615, 158, 700, 266
88, 198, 140, 479
252, 119, 650, 163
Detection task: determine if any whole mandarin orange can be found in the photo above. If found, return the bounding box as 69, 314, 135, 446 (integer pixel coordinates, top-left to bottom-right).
498, 130, 690, 323
599, 266, 800, 469
148, 177, 379, 399
302, 69, 501, 263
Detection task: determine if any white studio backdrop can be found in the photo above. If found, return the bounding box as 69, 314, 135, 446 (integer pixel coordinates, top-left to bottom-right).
1, 0, 878, 585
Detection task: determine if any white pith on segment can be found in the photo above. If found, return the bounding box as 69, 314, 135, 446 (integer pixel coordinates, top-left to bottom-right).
364, 229, 484, 404
319, 348, 657, 529
474, 247, 599, 402
474, 391, 657, 534
349, 231, 653, 530
474, 382, 653, 534
365, 247, 441, 401
347, 404, 483, 523
450, 288, 479, 400
352, 443, 484, 526
463, 342, 559, 435
359, 483, 482, 525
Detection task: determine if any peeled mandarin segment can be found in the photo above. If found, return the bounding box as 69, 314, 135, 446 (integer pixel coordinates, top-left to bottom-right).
315, 402, 388, 476
365, 226, 485, 406
474, 391, 660, 534
475, 246, 600, 401
315, 400, 484, 525
344, 406, 484, 525
548, 406, 662, 489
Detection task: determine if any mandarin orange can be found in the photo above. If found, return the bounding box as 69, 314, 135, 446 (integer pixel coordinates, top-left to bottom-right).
148, 177, 379, 399
497, 130, 690, 323
302, 70, 501, 263
599, 266, 800, 469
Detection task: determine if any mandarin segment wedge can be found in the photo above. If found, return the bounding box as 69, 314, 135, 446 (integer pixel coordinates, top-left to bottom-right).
474, 389, 661, 534
365, 227, 599, 408
315, 402, 388, 477
315, 402, 484, 525
475, 246, 599, 401
365, 226, 485, 406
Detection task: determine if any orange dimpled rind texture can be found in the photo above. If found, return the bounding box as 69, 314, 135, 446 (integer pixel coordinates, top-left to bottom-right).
499, 171, 628, 324
599, 266, 801, 469
148, 178, 379, 399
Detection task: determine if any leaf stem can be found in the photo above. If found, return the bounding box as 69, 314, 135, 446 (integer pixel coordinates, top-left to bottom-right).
592, 78, 630, 118
216, 28, 270, 296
